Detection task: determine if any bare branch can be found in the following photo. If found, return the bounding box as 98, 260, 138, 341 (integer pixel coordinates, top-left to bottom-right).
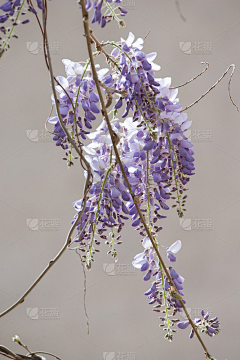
181, 64, 239, 112
169, 62, 209, 89
76, 249, 90, 334
29, 352, 62, 360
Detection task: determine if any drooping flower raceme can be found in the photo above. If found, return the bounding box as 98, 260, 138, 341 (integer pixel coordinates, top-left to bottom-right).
45, 29, 220, 343
178, 309, 220, 339
0, 0, 49, 53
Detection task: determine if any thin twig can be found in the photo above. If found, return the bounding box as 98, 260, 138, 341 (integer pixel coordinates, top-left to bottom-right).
181, 64, 239, 112
0, 346, 22, 360
99, 81, 127, 96
89, 31, 121, 71
0, 345, 42, 360
175, 0, 187, 22
79, 0, 211, 357
0, 208, 85, 318
76, 249, 90, 334
169, 62, 209, 89
29, 351, 62, 360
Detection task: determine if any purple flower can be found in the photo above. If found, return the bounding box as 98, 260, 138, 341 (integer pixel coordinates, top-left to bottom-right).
166, 240, 182, 262
178, 309, 220, 338
177, 321, 190, 329
0, 14, 8, 23
0, 1, 13, 12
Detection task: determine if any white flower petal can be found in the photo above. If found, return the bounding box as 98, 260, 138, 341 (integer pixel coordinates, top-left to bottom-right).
62, 59, 72, 66
168, 240, 182, 254
122, 156, 134, 167
151, 62, 161, 71
142, 236, 152, 249
99, 159, 107, 169
134, 252, 145, 260
126, 31, 135, 47
174, 112, 188, 124
93, 172, 101, 182
146, 52, 157, 62
56, 76, 69, 89
181, 120, 192, 130
169, 89, 178, 102
83, 145, 96, 155
65, 64, 75, 77
132, 258, 146, 269
97, 68, 109, 78
47, 116, 58, 124
73, 63, 84, 75
155, 77, 171, 88
132, 38, 144, 49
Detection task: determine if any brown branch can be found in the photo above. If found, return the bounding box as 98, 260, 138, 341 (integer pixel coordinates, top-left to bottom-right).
0, 207, 86, 318
99, 81, 127, 96
89, 31, 121, 71
0, 1, 92, 319
29, 352, 62, 360
0, 345, 41, 360
79, 0, 211, 357
76, 249, 89, 334
0, 346, 22, 360
181, 64, 239, 112
169, 62, 209, 89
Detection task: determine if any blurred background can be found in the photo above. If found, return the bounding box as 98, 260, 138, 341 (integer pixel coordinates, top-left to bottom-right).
0, 0, 240, 359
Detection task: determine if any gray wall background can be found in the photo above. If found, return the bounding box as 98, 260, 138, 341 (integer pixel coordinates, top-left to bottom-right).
1, 1, 240, 359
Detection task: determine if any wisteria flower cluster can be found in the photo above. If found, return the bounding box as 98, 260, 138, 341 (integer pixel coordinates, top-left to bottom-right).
178, 310, 220, 338
0, 0, 47, 54
46, 26, 219, 345
81, 0, 127, 28
0, 1, 227, 358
